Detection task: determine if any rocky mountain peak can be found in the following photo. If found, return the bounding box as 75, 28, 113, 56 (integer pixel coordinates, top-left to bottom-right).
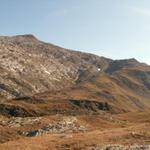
0, 34, 150, 115
13, 34, 38, 41
0, 35, 111, 99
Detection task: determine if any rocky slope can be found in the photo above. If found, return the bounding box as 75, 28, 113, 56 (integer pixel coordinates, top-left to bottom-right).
0, 34, 150, 149
0, 34, 111, 100
0, 34, 150, 114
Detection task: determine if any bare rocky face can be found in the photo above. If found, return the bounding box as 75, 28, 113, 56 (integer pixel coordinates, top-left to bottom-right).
0, 35, 110, 99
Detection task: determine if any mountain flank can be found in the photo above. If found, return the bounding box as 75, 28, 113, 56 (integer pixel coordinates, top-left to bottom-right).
0, 35, 150, 149
0, 34, 150, 114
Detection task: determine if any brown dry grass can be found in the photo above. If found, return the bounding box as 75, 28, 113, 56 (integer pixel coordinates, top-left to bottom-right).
0, 111, 150, 150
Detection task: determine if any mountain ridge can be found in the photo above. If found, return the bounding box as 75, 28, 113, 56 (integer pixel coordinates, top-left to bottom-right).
0, 34, 150, 114
0, 35, 150, 149
0, 34, 112, 99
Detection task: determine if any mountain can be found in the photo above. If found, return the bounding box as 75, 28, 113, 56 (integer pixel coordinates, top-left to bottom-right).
0, 35, 150, 149
0, 34, 111, 100
0, 34, 150, 114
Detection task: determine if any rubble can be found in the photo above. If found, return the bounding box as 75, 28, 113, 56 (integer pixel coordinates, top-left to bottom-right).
0, 117, 41, 127
20, 117, 86, 137
85, 144, 150, 150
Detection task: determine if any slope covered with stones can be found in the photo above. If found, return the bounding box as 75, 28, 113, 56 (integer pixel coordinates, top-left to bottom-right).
0, 35, 111, 100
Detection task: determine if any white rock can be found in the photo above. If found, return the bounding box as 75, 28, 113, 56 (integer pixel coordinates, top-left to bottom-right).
98, 68, 101, 71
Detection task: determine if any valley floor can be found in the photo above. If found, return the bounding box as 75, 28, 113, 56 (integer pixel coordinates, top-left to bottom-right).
0, 111, 150, 150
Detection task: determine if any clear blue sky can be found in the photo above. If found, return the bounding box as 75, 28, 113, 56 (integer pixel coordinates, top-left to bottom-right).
0, 0, 150, 64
